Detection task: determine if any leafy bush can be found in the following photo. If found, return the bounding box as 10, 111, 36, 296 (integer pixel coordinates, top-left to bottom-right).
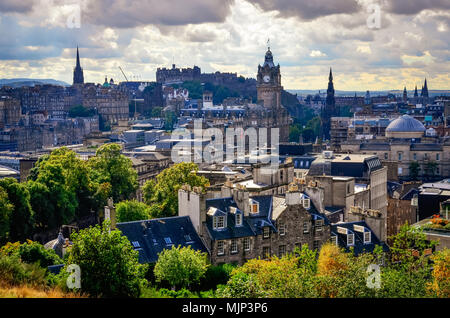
154, 245, 210, 290
0, 240, 62, 268
0, 255, 47, 287
66, 221, 147, 297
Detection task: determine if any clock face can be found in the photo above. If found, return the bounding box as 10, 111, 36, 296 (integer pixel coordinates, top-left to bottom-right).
263, 75, 270, 83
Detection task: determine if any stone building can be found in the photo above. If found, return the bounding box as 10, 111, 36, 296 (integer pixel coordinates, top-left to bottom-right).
178, 183, 331, 265
341, 114, 450, 179
0, 96, 21, 128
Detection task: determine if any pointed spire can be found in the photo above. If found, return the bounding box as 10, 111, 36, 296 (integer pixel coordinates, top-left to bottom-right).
329, 68, 333, 81
414, 85, 418, 97
76, 46, 81, 67
73, 45, 84, 85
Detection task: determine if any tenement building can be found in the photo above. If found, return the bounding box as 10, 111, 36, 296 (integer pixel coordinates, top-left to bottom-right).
178, 183, 331, 265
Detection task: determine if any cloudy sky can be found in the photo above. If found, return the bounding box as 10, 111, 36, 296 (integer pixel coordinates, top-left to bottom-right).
0, 0, 449, 91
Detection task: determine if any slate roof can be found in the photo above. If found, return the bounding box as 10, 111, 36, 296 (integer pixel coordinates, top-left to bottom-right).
331, 221, 389, 256
116, 216, 208, 264
410, 143, 442, 151
205, 193, 332, 241
205, 196, 275, 239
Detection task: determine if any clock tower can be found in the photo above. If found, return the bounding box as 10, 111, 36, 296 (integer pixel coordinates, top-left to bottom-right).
254, 45, 289, 142
256, 46, 282, 109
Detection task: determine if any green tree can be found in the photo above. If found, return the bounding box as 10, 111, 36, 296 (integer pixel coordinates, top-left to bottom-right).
65, 221, 147, 297
289, 125, 301, 142
116, 200, 151, 223
88, 143, 138, 203
0, 178, 33, 242
424, 161, 438, 178
68, 105, 95, 118
409, 161, 420, 180
142, 162, 209, 218
154, 245, 210, 289
28, 147, 101, 230
0, 187, 14, 243
28, 157, 77, 229
151, 106, 163, 118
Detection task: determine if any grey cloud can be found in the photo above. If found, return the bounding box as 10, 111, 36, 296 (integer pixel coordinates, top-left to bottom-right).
385, 0, 450, 15
246, 0, 361, 20
83, 0, 235, 28
0, 0, 37, 13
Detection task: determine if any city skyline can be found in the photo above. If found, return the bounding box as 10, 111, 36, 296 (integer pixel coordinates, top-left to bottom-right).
0, 0, 449, 90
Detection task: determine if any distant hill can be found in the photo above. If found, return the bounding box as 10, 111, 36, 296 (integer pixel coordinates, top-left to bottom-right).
287, 89, 450, 97
0, 78, 69, 88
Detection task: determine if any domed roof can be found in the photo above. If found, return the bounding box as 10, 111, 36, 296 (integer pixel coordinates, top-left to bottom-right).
386, 115, 425, 133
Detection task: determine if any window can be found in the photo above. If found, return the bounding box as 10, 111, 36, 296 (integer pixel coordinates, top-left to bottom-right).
436, 153, 440, 161
278, 222, 286, 236
235, 213, 242, 226
364, 232, 371, 244
263, 247, 271, 259
164, 237, 172, 245
131, 241, 140, 248
217, 241, 225, 256
213, 216, 225, 230
278, 245, 286, 257
424, 153, 429, 160
313, 240, 320, 250
315, 219, 323, 232
243, 237, 251, 251
398, 152, 403, 161
303, 198, 310, 209
263, 227, 270, 239
331, 235, 338, 245
413, 153, 417, 160
347, 233, 354, 246
303, 222, 309, 234
384, 153, 388, 160
398, 167, 403, 175
184, 234, 192, 243
251, 202, 259, 214
231, 239, 238, 254
280, 170, 284, 181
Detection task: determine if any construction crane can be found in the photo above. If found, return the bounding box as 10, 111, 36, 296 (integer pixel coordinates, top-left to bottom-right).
118, 66, 129, 82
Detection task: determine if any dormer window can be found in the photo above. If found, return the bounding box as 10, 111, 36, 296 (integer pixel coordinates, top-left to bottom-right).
347, 233, 355, 246
250, 199, 259, 214
235, 212, 243, 227
364, 231, 371, 244
213, 216, 226, 230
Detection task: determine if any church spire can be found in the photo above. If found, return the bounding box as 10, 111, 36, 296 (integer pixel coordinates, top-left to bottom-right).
422, 78, 429, 98
73, 45, 84, 85
76, 46, 81, 67
414, 85, 418, 97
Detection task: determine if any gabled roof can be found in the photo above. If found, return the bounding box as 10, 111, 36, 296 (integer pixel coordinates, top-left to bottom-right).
116, 216, 207, 264
331, 221, 389, 256
205, 197, 256, 240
